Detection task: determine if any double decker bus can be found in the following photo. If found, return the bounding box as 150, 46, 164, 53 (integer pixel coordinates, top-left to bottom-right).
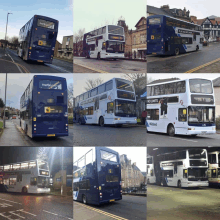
147, 155, 156, 184
147, 15, 203, 55
17, 15, 58, 63
20, 75, 68, 138
83, 25, 125, 60
157, 149, 208, 188
208, 151, 220, 187
73, 147, 122, 205
146, 78, 216, 136
74, 78, 137, 127
0, 159, 50, 193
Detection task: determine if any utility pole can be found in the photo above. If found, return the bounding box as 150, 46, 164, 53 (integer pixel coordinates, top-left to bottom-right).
3, 74, 7, 128
5, 12, 12, 50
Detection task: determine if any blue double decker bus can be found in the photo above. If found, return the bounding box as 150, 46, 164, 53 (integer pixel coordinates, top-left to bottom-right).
147, 15, 203, 56
17, 15, 59, 63
20, 75, 68, 138
73, 147, 122, 205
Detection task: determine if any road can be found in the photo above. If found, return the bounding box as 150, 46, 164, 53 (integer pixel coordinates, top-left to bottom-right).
73, 123, 146, 146
0, 48, 73, 73
0, 192, 72, 220
147, 42, 220, 73
147, 184, 220, 220
0, 119, 73, 147
147, 132, 220, 147
74, 57, 146, 73
74, 195, 146, 220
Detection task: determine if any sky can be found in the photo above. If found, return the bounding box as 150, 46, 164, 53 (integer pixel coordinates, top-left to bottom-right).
0, 0, 73, 43
0, 73, 73, 109
73, 73, 128, 97
148, 73, 220, 83
148, 0, 220, 19
74, 0, 146, 34
74, 147, 146, 172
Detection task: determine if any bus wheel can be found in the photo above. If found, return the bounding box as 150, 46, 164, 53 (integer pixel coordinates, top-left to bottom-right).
161, 180, 164, 187
97, 53, 100, 60
22, 187, 28, 194
168, 124, 175, 136
79, 119, 82, 125
174, 48, 179, 56
99, 117, 105, 127
177, 180, 181, 188
196, 45, 199, 51
25, 125, 28, 135
82, 195, 87, 204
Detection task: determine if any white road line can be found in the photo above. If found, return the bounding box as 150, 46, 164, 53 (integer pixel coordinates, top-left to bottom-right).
0, 213, 14, 220
9, 211, 25, 219
169, 136, 198, 142
43, 210, 58, 215
7, 53, 23, 73
45, 63, 71, 73
19, 209, 37, 216
0, 198, 22, 205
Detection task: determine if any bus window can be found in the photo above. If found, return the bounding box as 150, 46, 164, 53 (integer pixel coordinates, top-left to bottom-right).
102, 42, 106, 50
30, 177, 37, 186
94, 98, 99, 110
160, 98, 167, 115
107, 102, 114, 113
106, 81, 113, 91
88, 106, 93, 115
178, 108, 187, 122
9, 178, 16, 185
176, 81, 186, 93
183, 169, 187, 178
211, 169, 217, 178
147, 109, 159, 120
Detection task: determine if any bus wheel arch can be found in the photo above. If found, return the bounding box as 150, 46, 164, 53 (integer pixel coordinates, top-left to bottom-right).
167, 124, 175, 136
174, 47, 180, 56
97, 52, 101, 60
99, 116, 105, 127
177, 180, 181, 188
196, 45, 199, 51
82, 194, 87, 204
22, 186, 28, 194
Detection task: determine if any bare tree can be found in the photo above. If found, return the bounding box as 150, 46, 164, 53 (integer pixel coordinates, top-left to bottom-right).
9, 36, 19, 44
84, 78, 104, 91
68, 83, 73, 111
73, 28, 85, 56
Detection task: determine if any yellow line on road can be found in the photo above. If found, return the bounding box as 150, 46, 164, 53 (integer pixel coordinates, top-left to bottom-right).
185, 57, 220, 73
76, 203, 129, 220
74, 62, 109, 73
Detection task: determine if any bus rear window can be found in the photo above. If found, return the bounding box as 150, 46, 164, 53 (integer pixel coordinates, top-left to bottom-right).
106, 175, 119, 182
39, 80, 62, 90
44, 106, 63, 113
100, 150, 117, 162
37, 19, 55, 29
149, 18, 161, 25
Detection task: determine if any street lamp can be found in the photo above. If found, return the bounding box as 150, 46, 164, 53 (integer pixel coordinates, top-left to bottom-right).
3, 74, 7, 128
5, 12, 12, 49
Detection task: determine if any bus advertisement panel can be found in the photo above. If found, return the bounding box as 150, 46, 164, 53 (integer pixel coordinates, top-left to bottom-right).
147, 15, 203, 55
146, 78, 216, 136
73, 147, 122, 205
0, 160, 50, 194
17, 15, 59, 63
20, 75, 68, 138
83, 25, 125, 59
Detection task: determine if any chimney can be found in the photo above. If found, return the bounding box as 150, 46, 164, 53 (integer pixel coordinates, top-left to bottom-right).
161, 5, 170, 11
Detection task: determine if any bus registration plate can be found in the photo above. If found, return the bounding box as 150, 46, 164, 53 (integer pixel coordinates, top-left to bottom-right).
109, 199, 115, 202
126, 121, 130, 123
152, 53, 157, 55
201, 131, 207, 134
47, 134, 55, 137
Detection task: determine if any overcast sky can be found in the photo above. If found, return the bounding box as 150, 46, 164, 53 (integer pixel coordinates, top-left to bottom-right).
0, 73, 73, 109
73, 73, 128, 97
0, 0, 73, 43
148, 73, 220, 82
148, 0, 220, 19
74, 147, 146, 172
74, 0, 146, 34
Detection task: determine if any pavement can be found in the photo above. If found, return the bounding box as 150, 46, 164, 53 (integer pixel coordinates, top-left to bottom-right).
192, 60, 220, 73
73, 63, 100, 73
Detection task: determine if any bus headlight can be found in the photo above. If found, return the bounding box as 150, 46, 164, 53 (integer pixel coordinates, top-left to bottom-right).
26, 185, 29, 188
114, 118, 121, 120
213, 127, 216, 130
100, 193, 102, 196
134, 118, 137, 121
188, 128, 195, 130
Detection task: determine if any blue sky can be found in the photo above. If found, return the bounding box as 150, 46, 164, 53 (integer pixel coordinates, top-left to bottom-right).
0, 0, 73, 43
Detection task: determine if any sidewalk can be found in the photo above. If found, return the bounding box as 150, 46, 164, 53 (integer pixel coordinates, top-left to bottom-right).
192, 60, 220, 73
0, 120, 26, 146
216, 130, 220, 134
53, 56, 73, 63
73, 63, 100, 73
49, 190, 72, 197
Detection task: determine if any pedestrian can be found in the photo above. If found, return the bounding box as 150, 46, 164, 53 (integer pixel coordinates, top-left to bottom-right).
141, 110, 147, 125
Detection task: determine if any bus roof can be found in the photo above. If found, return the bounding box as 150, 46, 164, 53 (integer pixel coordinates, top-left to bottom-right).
34, 15, 58, 23
147, 14, 202, 27
33, 75, 66, 81
0, 159, 47, 167
84, 25, 123, 35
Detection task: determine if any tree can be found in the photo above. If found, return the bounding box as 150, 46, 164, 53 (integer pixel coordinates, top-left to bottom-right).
9, 36, 19, 44
84, 78, 104, 91
0, 98, 4, 108
68, 83, 73, 111
73, 28, 85, 56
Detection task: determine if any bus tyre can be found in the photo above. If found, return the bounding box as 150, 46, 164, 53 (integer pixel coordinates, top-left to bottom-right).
177, 180, 181, 188
99, 117, 105, 127
82, 195, 87, 204
174, 48, 179, 56
196, 45, 199, 51
22, 187, 28, 194
161, 180, 164, 187
97, 53, 100, 60
168, 124, 175, 136
79, 119, 82, 125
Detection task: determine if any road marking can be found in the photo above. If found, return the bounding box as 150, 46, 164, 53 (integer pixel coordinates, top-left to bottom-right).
43, 210, 58, 215
0, 212, 14, 220
0, 198, 22, 205
76, 203, 128, 220
0, 58, 29, 73
185, 57, 220, 73
0, 203, 13, 208
74, 62, 109, 73
7, 53, 23, 73
18, 209, 37, 216
169, 136, 198, 143
45, 63, 71, 73
9, 211, 25, 219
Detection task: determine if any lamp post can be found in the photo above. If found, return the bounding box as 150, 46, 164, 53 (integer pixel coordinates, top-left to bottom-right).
3, 74, 7, 128
5, 12, 12, 49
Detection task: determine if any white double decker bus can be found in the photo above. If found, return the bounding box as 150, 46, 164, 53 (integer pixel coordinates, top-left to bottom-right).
147, 155, 156, 184
208, 151, 220, 187
146, 78, 216, 136
74, 78, 137, 127
0, 159, 50, 193
83, 25, 125, 60
158, 149, 208, 188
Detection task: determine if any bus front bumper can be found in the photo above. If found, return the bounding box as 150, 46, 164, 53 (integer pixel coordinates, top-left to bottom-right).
105, 53, 124, 59
113, 117, 137, 125
184, 181, 208, 187
37, 188, 51, 193
187, 126, 216, 135
32, 133, 68, 137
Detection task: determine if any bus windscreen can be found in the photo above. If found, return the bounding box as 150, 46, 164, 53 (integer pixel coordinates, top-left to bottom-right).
39, 80, 62, 90
37, 19, 55, 29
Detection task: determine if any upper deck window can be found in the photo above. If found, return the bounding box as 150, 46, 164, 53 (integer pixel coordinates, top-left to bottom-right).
100, 150, 117, 162
116, 79, 134, 92
39, 80, 62, 90
37, 19, 55, 29
108, 25, 124, 35
189, 79, 212, 94
149, 18, 161, 25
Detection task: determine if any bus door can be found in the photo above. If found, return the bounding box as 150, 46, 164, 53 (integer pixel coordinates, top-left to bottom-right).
159, 98, 168, 132
105, 102, 114, 124
93, 97, 99, 124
